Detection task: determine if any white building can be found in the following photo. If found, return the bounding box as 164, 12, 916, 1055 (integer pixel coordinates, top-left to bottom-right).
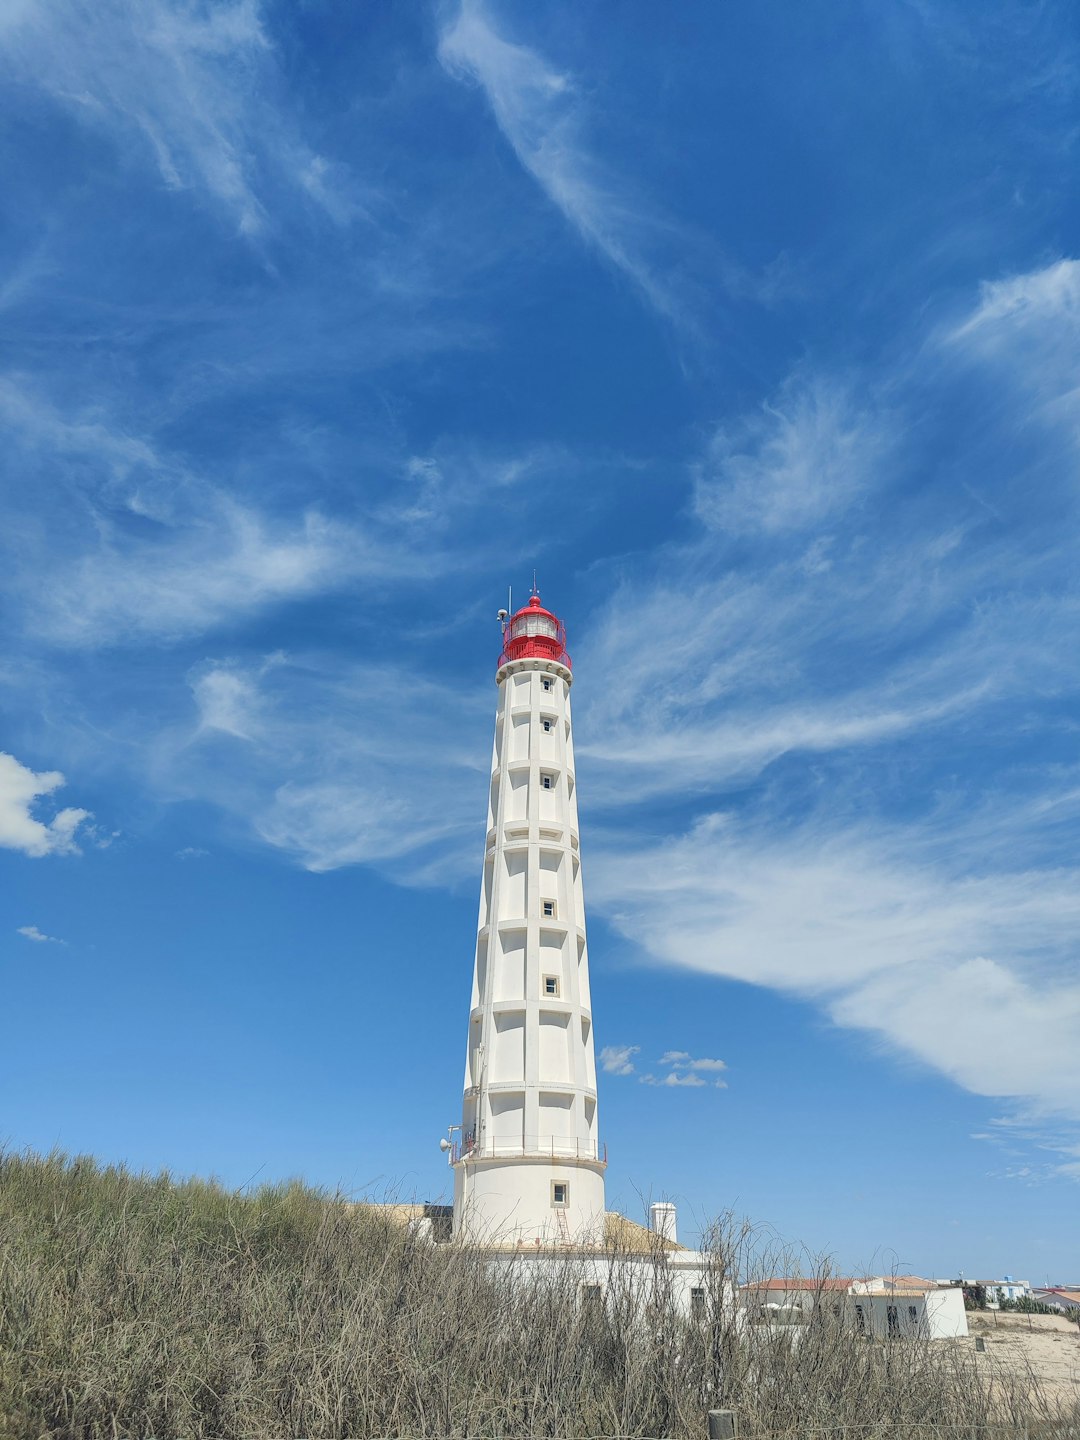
852, 1277, 968, 1339
450, 591, 606, 1247
741, 1276, 968, 1341
976, 1276, 1032, 1306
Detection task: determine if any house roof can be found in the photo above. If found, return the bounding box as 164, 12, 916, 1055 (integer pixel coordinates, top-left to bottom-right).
604, 1211, 682, 1252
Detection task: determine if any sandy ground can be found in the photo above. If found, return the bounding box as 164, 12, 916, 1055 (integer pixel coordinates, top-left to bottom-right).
961, 1312, 1080, 1410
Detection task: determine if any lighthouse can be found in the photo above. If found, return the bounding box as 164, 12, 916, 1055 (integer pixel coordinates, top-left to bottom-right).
451, 590, 606, 1245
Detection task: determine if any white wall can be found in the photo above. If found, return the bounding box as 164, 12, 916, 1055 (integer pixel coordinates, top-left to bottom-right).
742, 1286, 968, 1341
923, 1286, 968, 1338
485, 1246, 723, 1321
454, 1157, 606, 1246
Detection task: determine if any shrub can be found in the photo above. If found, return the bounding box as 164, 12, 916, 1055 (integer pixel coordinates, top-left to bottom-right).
0, 1149, 1066, 1439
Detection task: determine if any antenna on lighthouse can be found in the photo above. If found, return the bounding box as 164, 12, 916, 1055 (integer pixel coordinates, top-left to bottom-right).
531, 569, 539, 598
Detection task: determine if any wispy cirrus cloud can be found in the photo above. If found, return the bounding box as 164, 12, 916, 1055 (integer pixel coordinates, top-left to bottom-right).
438, 0, 713, 330
945, 257, 1080, 436
0, 381, 442, 648
0, 752, 90, 858
694, 376, 892, 537
33, 504, 389, 648
1, 382, 613, 649
570, 259, 1080, 1168
0, 0, 355, 236
149, 654, 490, 876
949, 257, 1080, 343
575, 290, 1080, 810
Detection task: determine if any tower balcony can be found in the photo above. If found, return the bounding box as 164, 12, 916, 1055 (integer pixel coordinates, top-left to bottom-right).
451, 1135, 607, 1166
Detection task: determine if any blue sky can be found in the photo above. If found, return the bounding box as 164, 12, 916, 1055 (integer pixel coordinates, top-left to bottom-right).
2, 0, 1079, 1281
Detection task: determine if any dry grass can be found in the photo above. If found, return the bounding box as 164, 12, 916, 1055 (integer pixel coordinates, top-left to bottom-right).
0, 1149, 1070, 1439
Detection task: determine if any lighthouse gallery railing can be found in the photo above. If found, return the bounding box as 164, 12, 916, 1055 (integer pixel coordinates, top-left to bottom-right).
451, 1136, 607, 1165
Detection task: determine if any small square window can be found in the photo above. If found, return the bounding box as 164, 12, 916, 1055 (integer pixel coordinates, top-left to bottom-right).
543, 975, 559, 997
542, 718, 552, 732
543, 900, 555, 918
551, 1181, 569, 1207
542, 678, 553, 692
541, 774, 553, 790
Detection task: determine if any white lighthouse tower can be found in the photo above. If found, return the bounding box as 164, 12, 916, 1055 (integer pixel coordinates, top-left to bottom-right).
451, 590, 605, 1245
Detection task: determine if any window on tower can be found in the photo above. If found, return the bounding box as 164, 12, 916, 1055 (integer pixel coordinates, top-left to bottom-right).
551, 1181, 569, 1208
541, 774, 553, 790
542, 718, 552, 732
543, 975, 560, 997
543, 900, 556, 918
542, 678, 553, 692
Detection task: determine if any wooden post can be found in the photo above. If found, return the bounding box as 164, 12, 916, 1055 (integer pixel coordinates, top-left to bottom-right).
708, 1410, 738, 1440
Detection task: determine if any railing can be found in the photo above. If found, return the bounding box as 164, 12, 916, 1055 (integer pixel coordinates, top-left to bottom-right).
450, 1136, 606, 1165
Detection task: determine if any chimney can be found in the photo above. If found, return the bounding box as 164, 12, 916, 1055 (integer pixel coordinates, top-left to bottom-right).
650, 1201, 677, 1246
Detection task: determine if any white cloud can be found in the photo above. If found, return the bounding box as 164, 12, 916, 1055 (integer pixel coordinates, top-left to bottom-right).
572, 348, 1080, 815
589, 808, 1080, 1147
660, 1051, 728, 1074
33, 503, 385, 647
153, 654, 489, 875
694, 377, 892, 536
192, 664, 269, 741
176, 846, 208, 860
17, 924, 65, 944
641, 1070, 706, 1088
0, 378, 186, 522
609, 1049, 727, 1088
562, 279, 1080, 1165
950, 258, 1080, 341
599, 1044, 640, 1076
574, 557, 1001, 811
0, 382, 462, 648
0, 0, 350, 235
438, 1, 695, 328
0, 752, 90, 858
945, 258, 1080, 428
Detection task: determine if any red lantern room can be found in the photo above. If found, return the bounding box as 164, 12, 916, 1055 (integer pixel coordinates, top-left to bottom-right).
497, 592, 571, 672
